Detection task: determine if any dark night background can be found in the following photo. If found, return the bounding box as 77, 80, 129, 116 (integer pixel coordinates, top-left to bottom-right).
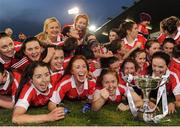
0, 0, 133, 38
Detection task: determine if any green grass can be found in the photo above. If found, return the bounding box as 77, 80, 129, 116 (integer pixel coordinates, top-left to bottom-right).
0, 100, 180, 126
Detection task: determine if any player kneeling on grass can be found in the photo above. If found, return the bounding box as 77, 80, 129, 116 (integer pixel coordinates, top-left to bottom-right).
92, 69, 143, 111
12, 62, 65, 125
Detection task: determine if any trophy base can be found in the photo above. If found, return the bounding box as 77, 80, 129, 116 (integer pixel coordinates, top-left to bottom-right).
135, 110, 158, 123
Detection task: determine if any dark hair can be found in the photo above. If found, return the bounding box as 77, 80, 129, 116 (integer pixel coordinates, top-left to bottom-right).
96, 69, 119, 87
162, 38, 175, 47
152, 51, 170, 66
145, 38, 159, 49
15, 37, 42, 59
0, 32, 8, 39
108, 28, 119, 36
172, 44, 180, 58
62, 55, 89, 78
139, 12, 151, 22
100, 56, 119, 69
119, 20, 136, 39
129, 48, 146, 60
121, 58, 139, 73
87, 39, 100, 49
63, 37, 78, 57
75, 44, 95, 59
15, 61, 49, 102
161, 16, 179, 34
0, 63, 5, 73
49, 45, 64, 60
85, 33, 96, 42
61, 25, 72, 37
105, 39, 121, 54
52, 45, 63, 51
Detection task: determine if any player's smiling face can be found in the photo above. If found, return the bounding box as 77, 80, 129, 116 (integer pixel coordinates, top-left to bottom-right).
71, 59, 88, 85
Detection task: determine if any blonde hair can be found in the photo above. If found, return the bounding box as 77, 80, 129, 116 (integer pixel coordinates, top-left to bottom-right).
36, 17, 61, 42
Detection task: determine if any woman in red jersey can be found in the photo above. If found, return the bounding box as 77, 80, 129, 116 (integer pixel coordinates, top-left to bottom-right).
48, 55, 96, 111
12, 62, 65, 125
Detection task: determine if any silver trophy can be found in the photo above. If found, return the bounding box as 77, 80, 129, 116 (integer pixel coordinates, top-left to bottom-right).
133, 76, 161, 122
126, 72, 170, 123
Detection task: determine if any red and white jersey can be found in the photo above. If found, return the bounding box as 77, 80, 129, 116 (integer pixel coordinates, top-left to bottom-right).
96, 85, 126, 103
50, 75, 96, 104
118, 72, 136, 87
50, 69, 64, 86
118, 72, 127, 86
0, 71, 21, 101
157, 33, 167, 45
0, 56, 18, 69
108, 85, 126, 103
15, 81, 54, 110
121, 34, 147, 51
158, 28, 180, 45
138, 24, 149, 35
11, 56, 30, 72
137, 62, 149, 76
169, 58, 180, 72
165, 69, 180, 95
89, 59, 102, 78
92, 68, 102, 79
89, 60, 97, 73
51, 34, 64, 47
63, 56, 73, 69
14, 41, 23, 52
137, 34, 147, 48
